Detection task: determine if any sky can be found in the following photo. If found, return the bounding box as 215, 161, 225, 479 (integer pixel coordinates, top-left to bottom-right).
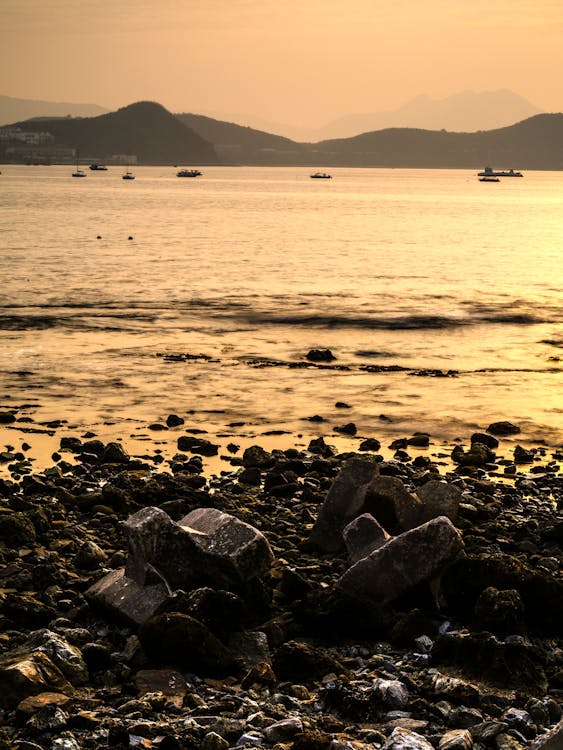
1, 0, 562, 128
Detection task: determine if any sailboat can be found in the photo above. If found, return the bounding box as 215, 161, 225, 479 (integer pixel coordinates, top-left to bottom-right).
122, 168, 135, 180
72, 149, 86, 177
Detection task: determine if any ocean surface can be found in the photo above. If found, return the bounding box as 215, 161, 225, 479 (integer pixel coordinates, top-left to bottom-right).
1, 165, 562, 467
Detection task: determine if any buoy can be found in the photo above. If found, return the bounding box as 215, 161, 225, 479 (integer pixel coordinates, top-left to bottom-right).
96, 235, 102, 239
128, 236, 133, 240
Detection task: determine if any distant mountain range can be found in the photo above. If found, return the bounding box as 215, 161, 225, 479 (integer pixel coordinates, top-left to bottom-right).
203, 90, 542, 141
3, 99, 563, 170
0, 95, 108, 125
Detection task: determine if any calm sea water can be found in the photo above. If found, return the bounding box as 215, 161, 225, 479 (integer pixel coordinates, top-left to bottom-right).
1, 165, 562, 465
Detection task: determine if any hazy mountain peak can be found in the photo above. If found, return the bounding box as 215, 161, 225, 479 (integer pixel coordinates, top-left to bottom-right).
0, 94, 109, 126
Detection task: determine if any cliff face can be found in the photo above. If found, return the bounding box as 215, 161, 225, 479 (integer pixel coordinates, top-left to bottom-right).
12, 101, 219, 165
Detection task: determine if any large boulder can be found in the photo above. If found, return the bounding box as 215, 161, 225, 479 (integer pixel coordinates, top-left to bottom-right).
337, 516, 464, 607
0, 652, 72, 709
342, 513, 391, 563
86, 568, 170, 625
415, 480, 461, 524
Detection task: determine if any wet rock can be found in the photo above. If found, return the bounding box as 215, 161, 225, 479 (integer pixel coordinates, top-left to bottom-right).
0, 411, 16, 423
307, 436, 336, 457
373, 679, 409, 709
16, 691, 72, 721
514, 445, 535, 464
263, 718, 304, 743
337, 516, 464, 607
471, 433, 499, 449
0, 511, 37, 545
73, 539, 108, 570
334, 422, 357, 436
407, 434, 430, 447
166, 414, 185, 427
342, 513, 391, 563
23, 630, 89, 685
138, 613, 236, 675
156, 587, 246, 639
242, 445, 273, 468
472, 587, 526, 637
452, 443, 496, 468
306, 349, 336, 362
177, 435, 219, 455
202, 732, 230, 750
487, 421, 521, 436
359, 438, 381, 451
102, 442, 130, 464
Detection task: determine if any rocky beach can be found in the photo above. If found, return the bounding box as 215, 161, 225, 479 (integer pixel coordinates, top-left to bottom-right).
0, 407, 561, 750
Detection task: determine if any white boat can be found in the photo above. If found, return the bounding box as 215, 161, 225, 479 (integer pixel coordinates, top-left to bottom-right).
478, 166, 523, 177
122, 169, 135, 180
90, 164, 108, 171
177, 168, 202, 177
310, 172, 332, 179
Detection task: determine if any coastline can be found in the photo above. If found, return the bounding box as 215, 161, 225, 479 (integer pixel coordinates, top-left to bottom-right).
0, 419, 562, 749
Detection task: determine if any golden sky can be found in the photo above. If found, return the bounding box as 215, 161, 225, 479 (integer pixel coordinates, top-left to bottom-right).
1, 0, 562, 127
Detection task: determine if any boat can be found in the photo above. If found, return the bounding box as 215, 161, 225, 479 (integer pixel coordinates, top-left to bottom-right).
478, 166, 523, 177
479, 176, 500, 183
90, 164, 108, 171
310, 172, 332, 179
177, 169, 202, 177
72, 150, 86, 177
122, 169, 135, 180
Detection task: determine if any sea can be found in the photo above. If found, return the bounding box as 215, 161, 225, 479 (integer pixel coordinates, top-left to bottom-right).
1, 165, 562, 470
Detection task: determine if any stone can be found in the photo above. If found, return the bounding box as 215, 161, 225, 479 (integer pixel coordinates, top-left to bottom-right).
439, 729, 473, 750
138, 613, 236, 675
513, 445, 535, 464
86, 568, 170, 625
342, 513, 391, 563
337, 516, 464, 607
415, 480, 461, 524
263, 717, 304, 743
228, 631, 271, 670
363, 475, 423, 534
73, 539, 108, 570
272, 640, 346, 681
487, 421, 521, 436
306, 349, 336, 362
471, 433, 499, 449
529, 719, 563, 750
0, 652, 73, 708
102, 442, 130, 464
307, 457, 380, 551
134, 669, 188, 707
0, 511, 36, 545
452, 443, 496, 468
166, 414, 185, 427
16, 692, 72, 721
472, 587, 526, 637
373, 679, 409, 709
156, 587, 246, 639
23, 630, 89, 685
383, 727, 434, 750
202, 732, 230, 750
242, 445, 273, 468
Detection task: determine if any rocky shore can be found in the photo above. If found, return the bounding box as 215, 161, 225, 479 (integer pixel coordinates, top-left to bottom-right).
0, 419, 562, 750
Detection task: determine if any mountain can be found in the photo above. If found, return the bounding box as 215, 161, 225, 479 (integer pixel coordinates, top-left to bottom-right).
7, 101, 218, 165
0, 95, 108, 126
313, 90, 542, 140
176, 113, 309, 164
218, 90, 541, 142
311, 114, 563, 169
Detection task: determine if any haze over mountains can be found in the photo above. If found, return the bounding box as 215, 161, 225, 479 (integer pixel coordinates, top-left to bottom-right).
3, 98, 563, 170
1, 90, 541, 139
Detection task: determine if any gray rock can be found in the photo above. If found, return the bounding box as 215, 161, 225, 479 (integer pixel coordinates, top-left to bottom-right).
24, 630, 89, 685
362, 474, 422, 534
85, 568, 170, 625
343, 513, 391, 563
337, 516, 464, 607
228, 631, 271, 670
262, 717, 304, 743
383, 727, 434, 750
308, 457, 380, 551
373, 679, 409, 709
415, 480, 461, 524
201, 732, 230, 750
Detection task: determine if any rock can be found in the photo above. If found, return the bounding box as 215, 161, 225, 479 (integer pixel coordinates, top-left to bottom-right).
134, 669, 188, 707
86, 568, 170, 625
432, 631, 547, 694
0, 411, 16, 423
228, 631, 271, 670
452, 443, 496, 468
263, 717, 304, 743
342, 513, 391, 563
307, 436, 336, 457
16, 691, 72, 721
307, 457, 380, 551
471, 433, 499, 449
407, 434, 430, 447
383, 727, 434, 749
272, 640, 346, 681
240, 662, 276, 691
138, 613, 236, 675
242, 445, 273, 468
102, 442, 130, 464
156, 587, 246, 639
73, 540, 107, 570
177, 435, 219, 456
487, 421, 521, 436
166, 414, 185, 427
472, 587, 526, 637
0, 511, 36, 545
337, 516, 464, 607
306, 349, 336, 362
359, 438, 381, 451
363, 475, 423, 534
439, 729, 473, 750
202, 732, 230, 750
123, 506, 273, 592
415, 480, 461, 524
373, 679, 409, 709
334, 422, 357, 435
530, 719, 563, 750
0, 652, 72, 708
514, 445, 535, 464
23, 630, 89, 685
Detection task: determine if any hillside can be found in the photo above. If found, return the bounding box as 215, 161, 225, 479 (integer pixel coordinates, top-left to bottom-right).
177, 112, 309, 164
9, 101, 218, 165
0, 94, 108, 125
311, 114, 563, 169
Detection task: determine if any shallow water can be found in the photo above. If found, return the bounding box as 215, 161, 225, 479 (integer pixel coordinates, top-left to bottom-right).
1, 165, 562, 467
